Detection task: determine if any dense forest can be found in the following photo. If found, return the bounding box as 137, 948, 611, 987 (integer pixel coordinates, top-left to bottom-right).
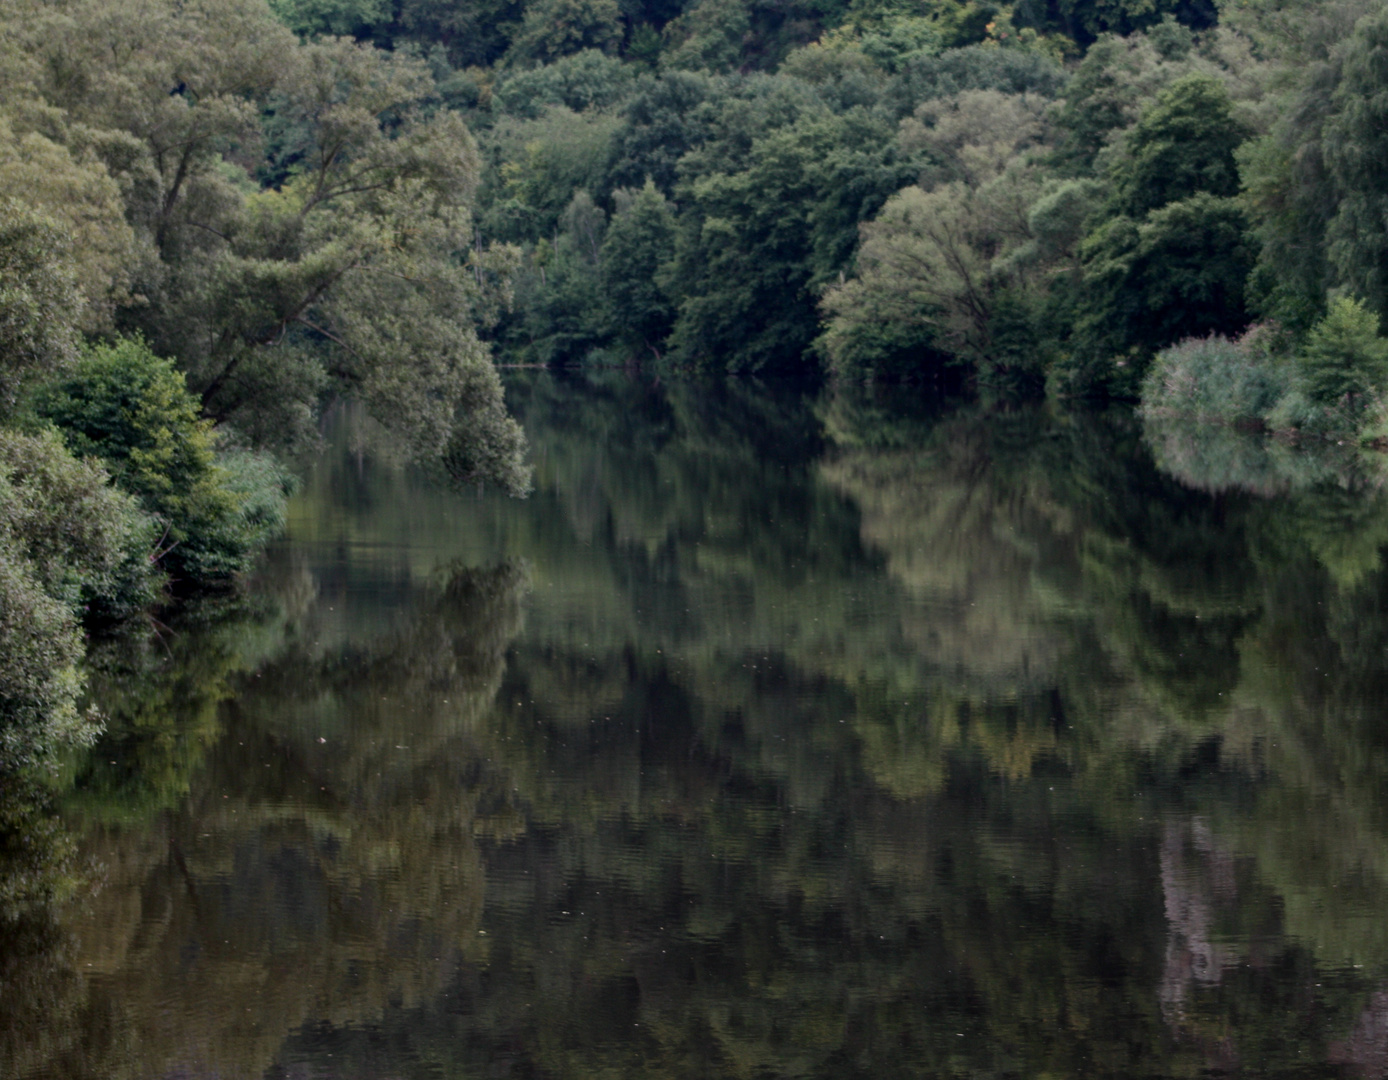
6, 0, 1388, 766
12, 0, 1388, 1070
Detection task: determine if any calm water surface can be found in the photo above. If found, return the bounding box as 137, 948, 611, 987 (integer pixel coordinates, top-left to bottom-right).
8, 374, 1388, 1078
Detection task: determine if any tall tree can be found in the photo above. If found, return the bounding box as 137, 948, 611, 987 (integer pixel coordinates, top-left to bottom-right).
1324, 5, 1388, 322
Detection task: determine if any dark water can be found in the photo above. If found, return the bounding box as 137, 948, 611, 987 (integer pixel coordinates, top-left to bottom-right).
8, 374, 1388, 1078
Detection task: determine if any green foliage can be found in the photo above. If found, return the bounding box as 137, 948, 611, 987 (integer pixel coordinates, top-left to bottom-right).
0, 203, 81, 418
0, 0, 529, 485
1137, 301, 1388, 441
602, 181, 678, 355
395, 0, 526, 68
1110, 73, 1248, 216
0, 118, 135, 332
494, 49, 638, 116
661, 0, 752, 71
1298, 296, 1388, 408
1021, 0, 1216, 44
32, 338, 292, 586
845, 0, 992, 47
1324, 6, 1388, 322
1238, 131, 1333, 334
1139, 330, 1296, 422
503, 191, 611, 363
505, 0, 624, 64
0, 429, 158, 619
884, 42, 1068, 115
0, 430, 164, 767
604, 71, 719, 194
664, 87, 918, 371
268, 0, 391, 37
1079, 193, 1254, 375
483, 107, 623, 242
821, 171, 1042, 378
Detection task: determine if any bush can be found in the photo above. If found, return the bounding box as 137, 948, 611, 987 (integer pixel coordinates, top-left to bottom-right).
1139, 330, 1296, 424
0, 429, 159, 619
0, 430, 165, 766
31, 337, 293, 587
0, 544, 89, 769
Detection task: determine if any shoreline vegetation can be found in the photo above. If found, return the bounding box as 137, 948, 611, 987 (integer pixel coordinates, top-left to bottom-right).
5, 0, 1388, 770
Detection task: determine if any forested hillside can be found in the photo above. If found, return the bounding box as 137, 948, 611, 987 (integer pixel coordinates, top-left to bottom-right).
306, 0, 1378, 406
4, 0, 1388, 769
236, 0, 1388, 430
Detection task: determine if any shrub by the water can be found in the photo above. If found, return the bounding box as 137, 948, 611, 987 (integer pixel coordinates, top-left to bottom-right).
32, 337, 293, 588
0, 430, 162, 767
1140, 303, 1388, 444
0, 429, 158, 619
1138, 329, 1296, 424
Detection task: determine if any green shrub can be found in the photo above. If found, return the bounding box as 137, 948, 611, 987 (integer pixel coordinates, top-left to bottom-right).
0, 430, 166, 766
1139, 330, 1296, 423
0, 543, 89, 769
182, 444, 297, 582
32, 337, 293, 587
0, 429, 159, 619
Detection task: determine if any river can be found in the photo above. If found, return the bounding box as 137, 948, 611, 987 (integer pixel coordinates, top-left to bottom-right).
6, 372, 1388, 1078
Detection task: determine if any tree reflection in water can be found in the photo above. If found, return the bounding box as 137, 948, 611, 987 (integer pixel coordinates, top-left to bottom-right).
6, 377, 1388, 1077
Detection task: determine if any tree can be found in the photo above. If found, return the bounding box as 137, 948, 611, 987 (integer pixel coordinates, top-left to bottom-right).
821, 167, 1041, 375
504, 0, 624, 64
883, 43, 1067, 119
1324, 6, 1388, 322
502, 190, 611, 364
493, 49, 637, 117
7, 0, 529, 489
0, 202, 82, 417
660, 0, 754, 71
0, 542, 87, 769
0, 429, 161, 766
0, 428, 157, 617
268, 0, 391, 38
0, 117, 135, 330
602, 181, 677, 357
1298, 296, 1388, 408
663, 84, 915, 371
1109, 73, 1248, 217
1079, 193, 1253, 362
1016, 0, 1216, 47
604, 71, 719, 195
482, 106, 623, 243
396, 0, 527, 68
899, 89, 1052, 189
32, 337, 292, 585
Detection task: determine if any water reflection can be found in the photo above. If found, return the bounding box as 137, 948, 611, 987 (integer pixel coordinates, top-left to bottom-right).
5, 377, 1388, 1076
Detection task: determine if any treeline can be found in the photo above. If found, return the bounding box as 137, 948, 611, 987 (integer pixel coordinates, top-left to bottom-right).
346, 0, 1388, 427
4, 0, 1388, 764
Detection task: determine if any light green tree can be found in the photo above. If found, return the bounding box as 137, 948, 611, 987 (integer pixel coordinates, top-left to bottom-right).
601, 181, 677, 358
0, 202, 82, 417
1298, 296, 1388, 407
